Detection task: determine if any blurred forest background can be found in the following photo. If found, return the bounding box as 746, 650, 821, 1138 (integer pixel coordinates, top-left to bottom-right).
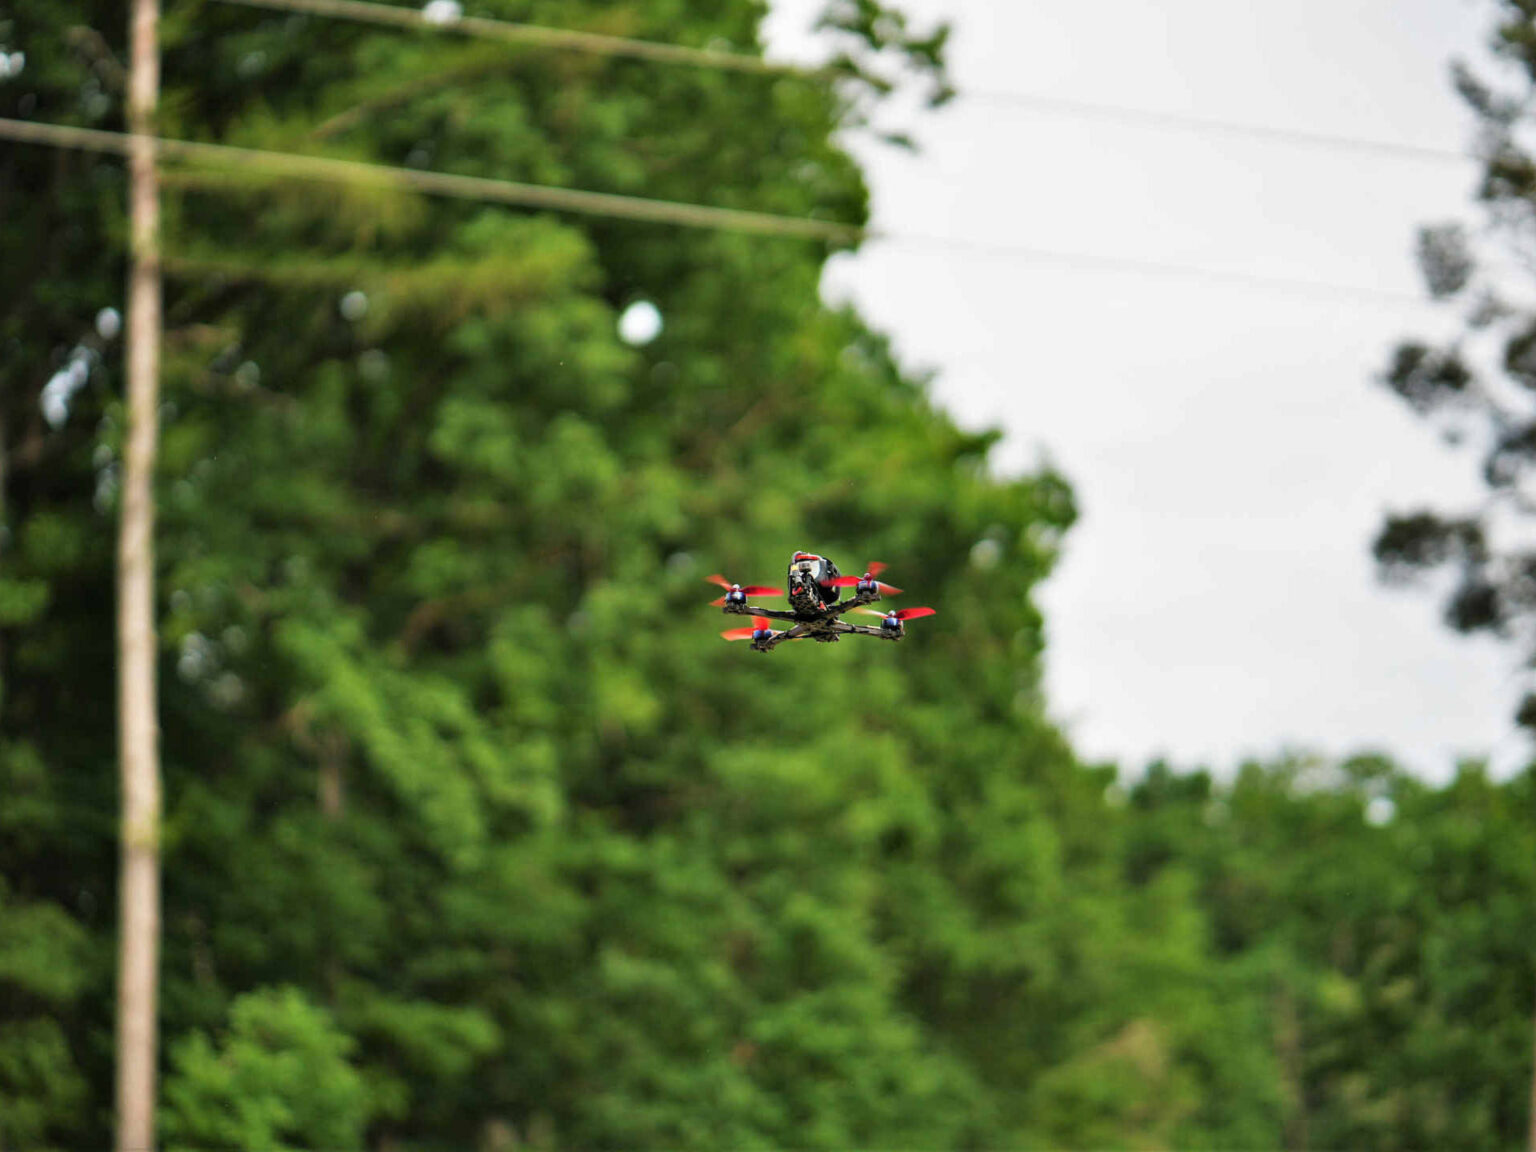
2, 0, 1536, 1149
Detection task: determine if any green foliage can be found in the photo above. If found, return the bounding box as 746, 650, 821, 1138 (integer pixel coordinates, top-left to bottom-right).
161, 986, 372, 1152
1128, 757, 1536, 1152
0, 880, 93, 1151
4, 0, 1535, 1149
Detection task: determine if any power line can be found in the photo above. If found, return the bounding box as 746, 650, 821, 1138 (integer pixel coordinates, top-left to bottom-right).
0, 117, 861, 242
960, 88, 1473, 169
881, 230, 1426, 307
211, 0, 820, 76
211, 0, 1474, 169
0, 116, 1435, 307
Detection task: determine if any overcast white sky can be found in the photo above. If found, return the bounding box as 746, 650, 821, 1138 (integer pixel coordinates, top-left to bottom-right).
764, 0, 1523, 780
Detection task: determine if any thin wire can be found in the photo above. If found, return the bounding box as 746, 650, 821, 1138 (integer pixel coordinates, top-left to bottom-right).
960, 89, 1473, 168
880, 230, 1427, 306
211, 0, 1474, 169
211, 0, 823, 76
0, 116, 1437, 305
0, 117, 862, 242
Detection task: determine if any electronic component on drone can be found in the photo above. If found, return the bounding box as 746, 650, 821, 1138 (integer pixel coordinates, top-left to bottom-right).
707, 551, 935, 652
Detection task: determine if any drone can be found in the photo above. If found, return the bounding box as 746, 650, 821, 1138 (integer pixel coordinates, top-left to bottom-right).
709, 551, 935, 652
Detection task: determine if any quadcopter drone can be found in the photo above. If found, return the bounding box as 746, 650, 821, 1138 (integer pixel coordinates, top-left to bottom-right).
709, 551, 935, 652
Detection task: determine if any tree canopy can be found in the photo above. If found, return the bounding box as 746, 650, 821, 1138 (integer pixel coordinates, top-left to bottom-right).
1374, 0, 1536, 733
2, 0, 1534, 1149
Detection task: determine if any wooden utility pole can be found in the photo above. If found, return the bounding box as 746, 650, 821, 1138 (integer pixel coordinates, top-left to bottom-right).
116, 0, 162, 1145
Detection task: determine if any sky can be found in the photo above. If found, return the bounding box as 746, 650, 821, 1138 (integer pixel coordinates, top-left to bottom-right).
763, 0, 1522, 779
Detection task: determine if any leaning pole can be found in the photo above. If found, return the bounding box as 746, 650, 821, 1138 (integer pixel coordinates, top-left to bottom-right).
116, 0, 163, 1145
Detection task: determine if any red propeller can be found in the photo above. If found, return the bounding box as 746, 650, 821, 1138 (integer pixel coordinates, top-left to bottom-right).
857, 606, 936, 622
721, 616, 776, 641
706, 574, 784, 606
826, 561, 902, 596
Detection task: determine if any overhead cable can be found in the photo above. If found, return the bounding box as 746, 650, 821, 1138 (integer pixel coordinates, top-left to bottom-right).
0, 117, 861, 242
211, 0, 1473, 169
881, 231, 1425, 306
0, 116, 1433, 306
963, 89, 1471, 168
210, 0, 820, 76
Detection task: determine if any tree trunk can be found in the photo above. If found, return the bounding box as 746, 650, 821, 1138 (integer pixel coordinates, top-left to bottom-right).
115, 0, 161, 1146
1, 403, 8, 684
1277, 978, 1308, 1152
319, 728, 347, 819
1528, 983, 1536, 1152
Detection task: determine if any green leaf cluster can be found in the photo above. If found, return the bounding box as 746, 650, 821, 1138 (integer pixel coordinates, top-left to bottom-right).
2, 0, 1534, 1149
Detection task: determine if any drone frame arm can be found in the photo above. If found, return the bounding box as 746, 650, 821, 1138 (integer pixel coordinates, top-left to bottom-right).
724, 604, 802, 622
757, 621, 813, 650
824, 593, 880, 619
753, 620, 897, 651
724, 591, 896, 651
725, 590, 881, 622
829, 622, 899, 640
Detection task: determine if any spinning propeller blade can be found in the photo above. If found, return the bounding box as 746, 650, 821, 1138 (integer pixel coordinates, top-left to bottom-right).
823, 561, 900, 594
721, 616, 774, 641
705, 574, 783, 598
827, 575, 903, 595
856, 606, 936, 622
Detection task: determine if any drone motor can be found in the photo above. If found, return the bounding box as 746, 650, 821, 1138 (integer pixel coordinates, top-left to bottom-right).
707, 554, 935, 652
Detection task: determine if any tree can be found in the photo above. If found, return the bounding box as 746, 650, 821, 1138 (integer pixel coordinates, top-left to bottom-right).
29, 2, 1534, 1149
1376, 18, 1536, 1134
1127, 754, 1536, 1152
2, 0, 1136, 1147
1373, 1, 1536, 731
160, 987, 371, 1152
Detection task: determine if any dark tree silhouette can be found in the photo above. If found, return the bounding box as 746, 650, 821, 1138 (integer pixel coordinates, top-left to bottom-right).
1375, 3, 1536, 729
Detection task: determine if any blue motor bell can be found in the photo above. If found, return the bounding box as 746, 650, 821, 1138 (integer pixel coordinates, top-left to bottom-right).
727, 588, 747, 604
752, 628, 773, 642
880, 614, 901, 633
